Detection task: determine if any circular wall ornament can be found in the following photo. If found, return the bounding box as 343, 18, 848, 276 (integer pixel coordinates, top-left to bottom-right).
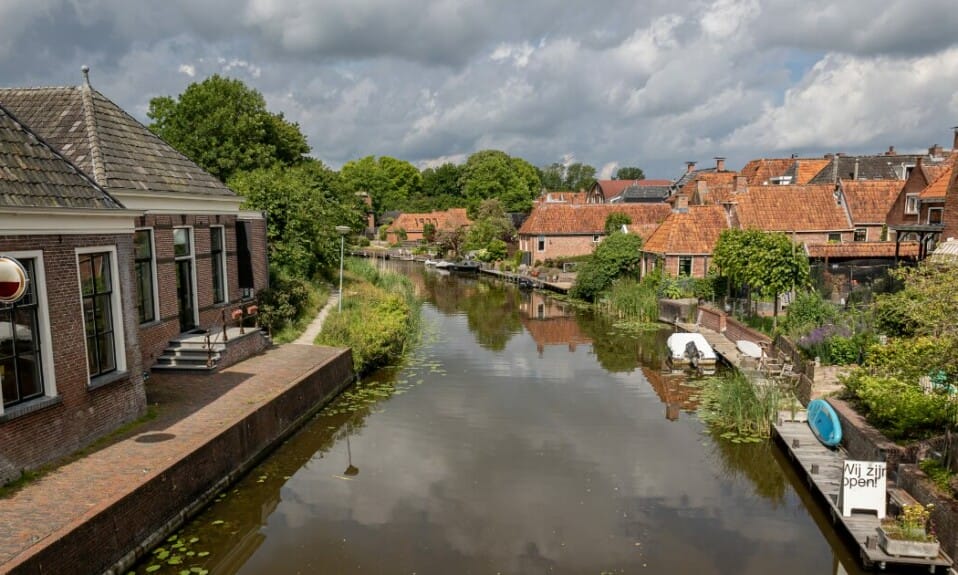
0, 256, 28, 304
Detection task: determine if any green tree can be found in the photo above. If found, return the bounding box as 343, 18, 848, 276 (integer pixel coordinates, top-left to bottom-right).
459, 150, 541, 214
229, 159, 359, 278
148, 74, 309, 181
874, 260, 958, 337
564, 162, 597, 191
539, 162, 565, 191
423, 222, 437, 243
615, 166, 645, 180
604, 212, 632, 235
436, 225, 469, 259
465, 198, 515, 251
417, 163, 462, 211
340, 156, 420, 215
570, 232, 643, 302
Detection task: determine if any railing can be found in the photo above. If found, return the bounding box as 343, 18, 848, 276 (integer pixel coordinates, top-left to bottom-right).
201, 305, 261, 368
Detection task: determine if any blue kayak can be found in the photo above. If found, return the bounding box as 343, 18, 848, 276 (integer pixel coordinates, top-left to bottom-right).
807, 398, 842, 447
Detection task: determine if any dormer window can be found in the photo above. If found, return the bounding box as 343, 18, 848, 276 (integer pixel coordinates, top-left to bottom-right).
904, 194, 919, 215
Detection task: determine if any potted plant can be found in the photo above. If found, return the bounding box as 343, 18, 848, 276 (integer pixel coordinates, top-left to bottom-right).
878, 503, 939, 558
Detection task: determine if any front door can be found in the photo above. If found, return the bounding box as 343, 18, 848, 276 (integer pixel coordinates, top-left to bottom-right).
176, 259, 195, 331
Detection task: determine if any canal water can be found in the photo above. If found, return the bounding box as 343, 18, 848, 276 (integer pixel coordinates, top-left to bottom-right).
134, 262, 868, 575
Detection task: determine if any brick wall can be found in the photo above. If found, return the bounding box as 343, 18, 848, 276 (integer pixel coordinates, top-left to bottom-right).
697, 305, 726, 333
828, 397, 907, 468
897, 465, 958, 561
217, 330, 271, 370
521, 234, 599, 262
0, 234, 146, 484
136, 214, 268, 369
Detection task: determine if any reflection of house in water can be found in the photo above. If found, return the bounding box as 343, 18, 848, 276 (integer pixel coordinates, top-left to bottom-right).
520, 291, 591, 355
642, 366, 700, 421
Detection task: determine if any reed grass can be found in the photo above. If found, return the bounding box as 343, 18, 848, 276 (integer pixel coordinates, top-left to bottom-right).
697, 371, 782, 442
598, 279, 660, 327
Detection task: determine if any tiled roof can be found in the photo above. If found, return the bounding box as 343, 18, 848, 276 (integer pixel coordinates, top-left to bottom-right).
919, 163, 953, 200
733, 185, 851, 232
740, 158, 794, 185
518, 203, 671, 236
0, 103, 123, 210
643, 205, 728, 255
805, 242, 919, 259
616, 183, 671, 202
841, 180, 904, 224
538, 191, 590, 204
807, 155, 922, 184
673, 167, 716, 190
592, 179, 672, 201
390, 208, 471, 232
788, 159, 830, 184
678, 171, 737, 197
0, 85, 235, 197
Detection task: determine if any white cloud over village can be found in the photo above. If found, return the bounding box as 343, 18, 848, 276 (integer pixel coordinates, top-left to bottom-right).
1, 0, 957, 177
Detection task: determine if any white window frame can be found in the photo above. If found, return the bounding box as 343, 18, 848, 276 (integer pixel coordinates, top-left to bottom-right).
0, 250, 56, 416
173, 226, 199, 330
134, 227, 159, 325
76, 245, 127, 382
853, 228, 867, 242
537, 235, 545, 252
905, 194, 919, 215
592, 234, 601, 243
210, 225, 229, 305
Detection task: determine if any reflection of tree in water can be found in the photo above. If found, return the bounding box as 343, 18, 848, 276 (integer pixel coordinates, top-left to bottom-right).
576, 312, 670, 373
462, 281, 522, 351
710, 438, 788, 506
420, 270, 477, 314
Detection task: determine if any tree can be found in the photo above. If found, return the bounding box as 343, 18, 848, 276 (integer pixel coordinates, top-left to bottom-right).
564, 162, 597, 191
423, 222, 437, 243
615, 167, 645, 180
148, 74, 309, 181
465, 198, 515, 252
340, 156, 421, 215
228, 159, 360, 278
570, 232, 643, 302
436, 225, 469, 259
539, 162, 564, 191
459, 150, 541, 214
874, 260, 958, 337
604, 212, 632, 235
417, 163, 463, 211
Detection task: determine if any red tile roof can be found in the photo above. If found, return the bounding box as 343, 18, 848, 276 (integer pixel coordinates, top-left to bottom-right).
678, 171, 737, 197
805, 242, 919, 259
592, 179, 672, 200
643, 205, 728, 255
740, 158, 794, 185
733, 185, 851, 232
792, 159, 831, 184
390, 208, 471, 232
919, 164, 953, 200
537, 191, 590, 204
841, 180, 904, 224
518, 203, 671, 236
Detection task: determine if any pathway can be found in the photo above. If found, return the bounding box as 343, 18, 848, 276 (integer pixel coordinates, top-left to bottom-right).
293, 291, 339, 345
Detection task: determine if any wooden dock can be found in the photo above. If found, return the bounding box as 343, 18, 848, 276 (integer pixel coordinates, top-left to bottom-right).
773, 420, 953, 572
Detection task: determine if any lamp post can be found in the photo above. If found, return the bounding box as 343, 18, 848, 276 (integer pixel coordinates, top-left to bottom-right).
336, 225, 351, 312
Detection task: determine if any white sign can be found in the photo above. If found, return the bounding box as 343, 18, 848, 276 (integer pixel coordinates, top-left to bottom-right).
840, 460, 886, 518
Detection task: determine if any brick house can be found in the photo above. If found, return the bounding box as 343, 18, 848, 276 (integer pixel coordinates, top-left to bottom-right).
642, 204, 728, 278
888, 148, 955, 259
518, 203, 671, 262
0, 102, 145, 483
386, 208, 472, 244
0, 73, 269, 370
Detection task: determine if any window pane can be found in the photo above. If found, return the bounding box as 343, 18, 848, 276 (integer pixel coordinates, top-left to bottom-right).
16, 354, 41, 400
13, 308, 36, 354
96, 255, 112, 293
95, 294, 113, 333
136, 261, 155, 323
97, 333, 116, 374
134, 230, 152, 259
79, 255, 94, 295
83, 296, 96, 336
174, 228, 191, 257
210, 228, 222, 252
1, 354, 17, 405
87, 336, 99, 375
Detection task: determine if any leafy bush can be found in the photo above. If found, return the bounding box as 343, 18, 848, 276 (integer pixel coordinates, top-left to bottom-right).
782, 290, 838, 336
258, 272, 314, 334
570, 232, 642, 302
842, 373, 954, 439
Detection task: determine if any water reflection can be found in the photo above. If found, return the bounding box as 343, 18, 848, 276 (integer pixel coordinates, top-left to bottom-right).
134, 261, 869, 575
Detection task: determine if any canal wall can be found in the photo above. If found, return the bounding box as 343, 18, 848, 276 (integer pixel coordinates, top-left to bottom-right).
6, 347, 355, 575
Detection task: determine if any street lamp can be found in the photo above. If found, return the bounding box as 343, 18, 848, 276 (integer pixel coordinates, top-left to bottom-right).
336, 225, 351, 312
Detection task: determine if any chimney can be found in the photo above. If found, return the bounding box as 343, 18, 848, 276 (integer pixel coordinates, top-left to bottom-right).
674, 195, 689, 212
929, 144, 943, 157
790, 153, 798, 159
853, 158, 860, 180
824, 153, 835, 160
81, 65, 91, 87
734, 175, 747, 193
952, 126, 958, 150
685, 161, 696, 174
885, 146, 896, 156
714, 156, 726, 172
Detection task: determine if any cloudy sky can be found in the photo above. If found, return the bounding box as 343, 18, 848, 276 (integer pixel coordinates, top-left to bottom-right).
2, 0, 958, 178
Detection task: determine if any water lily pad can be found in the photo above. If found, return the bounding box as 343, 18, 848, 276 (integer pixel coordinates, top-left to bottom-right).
146, 566, 161, 573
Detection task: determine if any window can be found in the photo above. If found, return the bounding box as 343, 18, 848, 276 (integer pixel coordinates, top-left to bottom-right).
593, 234, 601, 243
537, 235, 545, 252
905, 194, 919, 215
134, 229, 156, 323
828, 233, 842, 243
929, 208, 944, 225
236, 221, 255, 299
854, 228, 867, 242
79, 252, 117, 378
0, 258, 44, 408
678, 256, 692, 277
210, 226, 226, 304
174, 227, 191, 257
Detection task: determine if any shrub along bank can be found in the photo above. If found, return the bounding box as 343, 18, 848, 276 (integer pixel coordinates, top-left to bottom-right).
316, 260, 421, 375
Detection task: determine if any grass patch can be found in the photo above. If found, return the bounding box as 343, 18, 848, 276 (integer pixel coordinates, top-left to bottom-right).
316, 260, 421, 375
919, 458, 953, 494
696, 371, 784, 442
598, 278, 660, 326
1, 404, 159, 497
268, 281, 329, 344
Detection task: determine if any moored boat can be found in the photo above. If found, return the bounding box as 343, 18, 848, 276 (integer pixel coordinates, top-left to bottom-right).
666, 332, 717, 374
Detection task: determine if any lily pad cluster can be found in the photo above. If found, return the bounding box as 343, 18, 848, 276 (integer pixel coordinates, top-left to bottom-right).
132, 533, 211, 575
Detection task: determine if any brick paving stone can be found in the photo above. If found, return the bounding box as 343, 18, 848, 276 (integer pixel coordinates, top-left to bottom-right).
0, 343, 346, 573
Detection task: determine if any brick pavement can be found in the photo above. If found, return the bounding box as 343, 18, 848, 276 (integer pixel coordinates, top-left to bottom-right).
0, 343, 350, 575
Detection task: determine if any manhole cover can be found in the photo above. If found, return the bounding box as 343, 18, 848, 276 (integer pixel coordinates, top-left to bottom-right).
135, 433, 176, 443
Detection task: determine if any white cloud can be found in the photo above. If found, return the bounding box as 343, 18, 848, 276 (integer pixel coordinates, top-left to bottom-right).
178, 64, 195, 77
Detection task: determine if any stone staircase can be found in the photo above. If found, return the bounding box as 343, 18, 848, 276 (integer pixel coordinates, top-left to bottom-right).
152, 327, 270, 372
